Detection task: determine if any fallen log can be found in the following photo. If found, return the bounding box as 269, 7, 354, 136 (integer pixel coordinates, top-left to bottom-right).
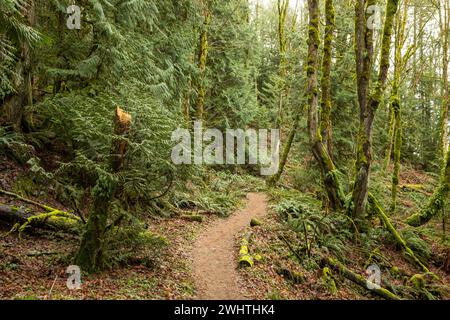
239, 232, 254, 267
368, 193, 431, 275
0, 202, 81, 234
322, 256, 401, 300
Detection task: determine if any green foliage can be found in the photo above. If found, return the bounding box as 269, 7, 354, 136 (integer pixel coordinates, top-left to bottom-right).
399, 229, 432, 263
102, 206, 168, 269
272, 193, 352, 260
0, 0, 41, 98
174, 170, 263, 217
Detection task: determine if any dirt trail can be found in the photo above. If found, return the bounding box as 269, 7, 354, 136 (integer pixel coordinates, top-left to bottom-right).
192, 192, 268, 300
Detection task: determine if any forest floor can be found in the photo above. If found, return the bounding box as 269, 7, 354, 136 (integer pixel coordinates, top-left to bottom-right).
0, 156, 449, 300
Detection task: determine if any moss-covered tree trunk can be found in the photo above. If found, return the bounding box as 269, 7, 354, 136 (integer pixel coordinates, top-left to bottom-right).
76, 107, 131, 273
305, 0, 345, 210
275, 0, 289, 128
383, 107, 395, 174
352, 0, 398, 218
195, 1, 211, 121
320, 0, 335, 159
438, 0, 449, 161
267, 0, 292, 187
390, 0, 409, 214
75, 181, 112, 272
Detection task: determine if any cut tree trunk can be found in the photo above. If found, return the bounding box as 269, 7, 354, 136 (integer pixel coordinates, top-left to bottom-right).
76, 106, 131, 273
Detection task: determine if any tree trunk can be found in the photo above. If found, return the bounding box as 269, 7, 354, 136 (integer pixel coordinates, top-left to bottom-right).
306, 0, 345, 210
390, 0, 408, 214
76, 107, 131, 272
438, 0, 449, 161
275, 0, 289, 128
352, 0, 398, 218
0, 203, 80, 233
4, 0, 36, 131
320, 0, 335, 158
195, 1, 211, 121
368, 193, 431, 274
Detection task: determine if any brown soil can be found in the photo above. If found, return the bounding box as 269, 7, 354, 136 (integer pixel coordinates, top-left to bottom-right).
192, 192, 268, 300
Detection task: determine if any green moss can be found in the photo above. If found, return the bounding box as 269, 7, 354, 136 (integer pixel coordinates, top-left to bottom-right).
322, 267, 337, 295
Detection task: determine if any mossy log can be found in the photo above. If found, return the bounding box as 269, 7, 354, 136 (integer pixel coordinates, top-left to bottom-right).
368, 193, 431, 274
322, 256, 401, 300
0, 202, 81, 233
250, 218, 262, 227
239, 232, 254, 268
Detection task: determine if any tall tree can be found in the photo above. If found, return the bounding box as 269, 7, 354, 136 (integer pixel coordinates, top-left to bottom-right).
352, 0, 399, 218
390, 0, 410, 214
195, 0, 211, 121
438, 0, 449, 160
305, 0, 345, 210
320, 0, 336, 159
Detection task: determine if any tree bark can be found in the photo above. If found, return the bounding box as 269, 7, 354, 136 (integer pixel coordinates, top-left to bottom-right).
306, 0, 345, 210
320, 0, 335, 158
438, 0, 449, 161
352, 0, 399, 218
390, 0, 409, 214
